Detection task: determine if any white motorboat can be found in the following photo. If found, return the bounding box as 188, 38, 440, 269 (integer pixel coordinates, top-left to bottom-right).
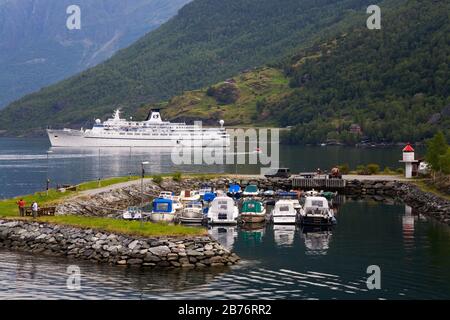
179, 189, 201, 202
242, 184, 259, 197
122, 206, 142, 220
271, 200, 298, 224
150, 198, 176, 222
159, 191, 173, 199
179, 201, 204, 224
207, 196, 239, 225
299, 196, 336, 226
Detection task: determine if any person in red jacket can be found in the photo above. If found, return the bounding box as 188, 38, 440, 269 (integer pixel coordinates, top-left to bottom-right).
16, 199, 26, 217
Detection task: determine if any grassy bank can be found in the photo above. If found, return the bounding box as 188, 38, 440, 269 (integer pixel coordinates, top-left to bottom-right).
3, 216, 206, 237
412, 180, 450, 201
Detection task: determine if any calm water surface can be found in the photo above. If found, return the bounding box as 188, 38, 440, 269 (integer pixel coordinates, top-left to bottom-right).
0, 138, 417, 199
1, 201, 450, 300
1, 138, 447, 300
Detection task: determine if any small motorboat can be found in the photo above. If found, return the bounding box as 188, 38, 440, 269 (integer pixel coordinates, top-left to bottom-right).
277, 191, 302, 211
180, 189, 200, 202
305, 189, 320, 197
171, 195, 184, 211
207, 196, 239, 225
122, 206, 142, 220
150, 198, 176, 222
271, 200, 298, 224
179, 201, 204, 224
199, 184, 213, 197
227, 184, 242, 199
320, 191, 337, 201
240, 199, 266, 223
159, 191, 173, 199
299, 196, 336, 226
243, 184, 259, 197
262, 189, 275, 197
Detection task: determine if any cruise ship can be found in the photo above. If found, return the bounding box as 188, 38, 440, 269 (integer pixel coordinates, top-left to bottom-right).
47, 109, 230, 147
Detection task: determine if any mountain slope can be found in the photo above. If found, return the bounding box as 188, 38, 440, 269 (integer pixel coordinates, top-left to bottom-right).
0, 0, 191, 108
140, 0, 450, 144
0, 0, 380, 135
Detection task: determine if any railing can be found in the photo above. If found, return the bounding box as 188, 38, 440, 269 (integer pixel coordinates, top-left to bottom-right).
291, 177, 346, 189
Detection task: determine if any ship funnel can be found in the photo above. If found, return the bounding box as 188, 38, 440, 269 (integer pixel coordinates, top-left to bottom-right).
146, 109, 163, 123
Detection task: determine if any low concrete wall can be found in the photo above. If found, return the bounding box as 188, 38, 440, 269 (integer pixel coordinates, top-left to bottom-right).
0, 220, 240, 268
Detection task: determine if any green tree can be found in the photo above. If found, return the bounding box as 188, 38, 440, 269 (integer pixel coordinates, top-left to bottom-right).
439, 148, 450, 175
426, 131, 449, 172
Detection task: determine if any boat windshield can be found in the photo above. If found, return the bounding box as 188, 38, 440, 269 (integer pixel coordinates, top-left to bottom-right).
311, 200, 324, 207
155, 203, 169, 211
242, 201, 262, 212
279, 206, 290, 212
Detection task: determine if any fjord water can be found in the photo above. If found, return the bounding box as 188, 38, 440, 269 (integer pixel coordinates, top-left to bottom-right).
1, 200, 450, 299
0, 138, 411, 199
1, 138, 449, 299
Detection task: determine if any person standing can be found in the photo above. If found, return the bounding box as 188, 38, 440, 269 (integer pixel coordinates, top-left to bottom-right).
31, 201, 39, 218
16, 199, 26, 217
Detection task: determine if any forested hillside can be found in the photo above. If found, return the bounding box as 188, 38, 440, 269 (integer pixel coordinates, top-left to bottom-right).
0, 0, 379, 135
141, 0, 449, 144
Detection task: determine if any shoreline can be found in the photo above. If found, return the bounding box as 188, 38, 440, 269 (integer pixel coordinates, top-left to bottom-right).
1, 174, 449, 268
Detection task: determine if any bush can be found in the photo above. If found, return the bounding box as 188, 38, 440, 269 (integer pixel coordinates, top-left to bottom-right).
383, 166, 394, 174
356, 165, 368, 175
338, 163, 350, 175
366, 163, 380, 175
172, 172, 182, 182
396, 167, 405, 174
152, 175, 163, 184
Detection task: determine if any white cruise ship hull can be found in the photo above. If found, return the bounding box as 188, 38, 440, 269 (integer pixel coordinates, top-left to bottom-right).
47, 129, 229, 147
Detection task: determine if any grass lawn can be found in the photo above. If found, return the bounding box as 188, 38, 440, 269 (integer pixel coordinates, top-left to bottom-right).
3, 215, 206, 237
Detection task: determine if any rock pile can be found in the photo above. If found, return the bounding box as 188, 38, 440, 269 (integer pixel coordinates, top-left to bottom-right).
0, 220, 240, 268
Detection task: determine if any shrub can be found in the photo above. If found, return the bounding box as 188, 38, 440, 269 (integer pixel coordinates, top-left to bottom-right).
172, 172, 182, 182
366, 163, 380, 175
338, 163, 350, 174
356, 165, 368, 175
396, 167, 405, 174
383, 166, 394, 174
152, 175, 163, 184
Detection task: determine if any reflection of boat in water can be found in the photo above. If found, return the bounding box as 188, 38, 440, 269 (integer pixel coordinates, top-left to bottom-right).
273, 225, 296, 246
208, 226, 237, 250
240, 223, 265, 244
301, 226, 333, 255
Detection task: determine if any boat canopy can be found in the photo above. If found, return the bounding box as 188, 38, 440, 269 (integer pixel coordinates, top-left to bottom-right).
244, 185, 258, 193
203, 192, 216, 202
277, 191, 298, 198
241, 200, 263, 213
304, 197, 329, 209
152, 198, 173, 213
210, 196, 235, 213
228, 184, 241, 193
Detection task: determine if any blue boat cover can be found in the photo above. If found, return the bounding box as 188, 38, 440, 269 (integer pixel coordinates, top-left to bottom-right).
203, 192, 216, 202
228, 184, 241, 193
152, 198, 173, 213
277, 191, 298, 198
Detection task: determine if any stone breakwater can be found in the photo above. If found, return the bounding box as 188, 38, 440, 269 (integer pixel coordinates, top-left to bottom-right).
0, 220, 240, 268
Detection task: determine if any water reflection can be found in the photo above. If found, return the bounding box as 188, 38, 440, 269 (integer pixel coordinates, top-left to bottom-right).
402, 205, 415, 252
240, 223, 265, 245
208, 226, 238, 250
273, 225, 296, 247
300, 226, 333, 256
